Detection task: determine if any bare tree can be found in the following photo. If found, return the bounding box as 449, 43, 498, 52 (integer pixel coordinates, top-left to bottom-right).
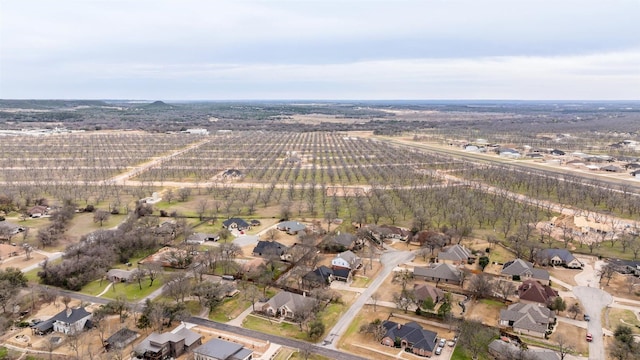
93, 209, 110, 227
495, 280, 517, 301
469, 274, 495, 299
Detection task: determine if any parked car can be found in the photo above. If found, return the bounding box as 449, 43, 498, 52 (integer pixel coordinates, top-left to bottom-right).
447, 340, 455, 347
586, 333, 593, 342
435, 346, 443, 355
439, 338, 446, 348
584, 314, 590, 321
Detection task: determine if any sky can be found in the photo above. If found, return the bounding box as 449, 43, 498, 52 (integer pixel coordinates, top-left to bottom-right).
1, 0, 639, 100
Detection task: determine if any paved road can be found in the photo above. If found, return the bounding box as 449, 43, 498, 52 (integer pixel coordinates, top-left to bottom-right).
321, 249, 415, 349
187, 316, 368, 360
572, 286, 612, 360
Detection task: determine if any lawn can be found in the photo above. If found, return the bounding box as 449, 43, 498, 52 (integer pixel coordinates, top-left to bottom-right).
273, 348, 295, 360
351, 276, 371, 288
606, 308, 640, 335
99, 278, 164, 302
243, 315, 309, 341
66, 213, 126, 238
209, 297, 252, 322
79, 279, 110, 296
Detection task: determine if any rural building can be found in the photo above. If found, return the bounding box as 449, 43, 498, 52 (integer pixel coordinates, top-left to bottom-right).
106, 268, 138, 283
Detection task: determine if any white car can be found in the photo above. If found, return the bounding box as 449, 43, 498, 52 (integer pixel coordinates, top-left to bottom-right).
435, 346, 443, 355
439, 338, 447, 348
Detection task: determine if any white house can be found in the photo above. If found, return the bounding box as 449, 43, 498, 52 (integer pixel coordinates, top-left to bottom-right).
331, 250, 362, 270
52, 307, 92, 335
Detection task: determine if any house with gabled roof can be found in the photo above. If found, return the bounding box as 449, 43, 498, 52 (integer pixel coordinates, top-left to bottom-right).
501, 259, 550, 285
537, 249, 583, 269
330, 232, 362, 250
331, 250, 362, 270
518, 280, 559, 306
500, 303, 555, 338
413, 263, 462, 285
489, 339, 561, 360
381, 320, 438, 357
106, 268, 138, 283
261, 291, 317, 319
193, 338, 253, 360
276, 221, 307, 235
33, 307, 92, 335
186, 233, 219, 244
438, 244, 472, 265
413, 283, 445, 306
252, 240, 288, 258
222, 218, 250, 231
302, 265, 334, 289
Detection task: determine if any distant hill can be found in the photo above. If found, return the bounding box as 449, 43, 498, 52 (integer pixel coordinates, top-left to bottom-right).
141, 101, 178, 110
0, 99, 108, 109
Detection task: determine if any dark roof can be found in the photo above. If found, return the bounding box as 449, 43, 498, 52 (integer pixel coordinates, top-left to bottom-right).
333, 233, 357, 247
413, 283, 445, 303
252, 240, 288, 256
51, 307, 91, 324
106, 328, 138, 346
303, 266, 333, 284
382, 321, 437, 353
223, 218, 250, 229
333, 268, 351, 279
518, 280, 558, 304
194, 338, 253, 360
414, 263, 461, 282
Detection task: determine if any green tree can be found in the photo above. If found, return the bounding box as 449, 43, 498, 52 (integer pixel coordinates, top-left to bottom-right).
308, 319, 325, 340
437, 292, 452, 319
550, 296, 566, 314
478, 256, 490, 271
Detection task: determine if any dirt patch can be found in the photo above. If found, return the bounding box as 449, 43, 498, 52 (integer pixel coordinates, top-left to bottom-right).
464, 299, 505, 327
601, 272, 640, 301
548, 267, 580, 287
0, 252, 46, 271
548, 322, 589, 355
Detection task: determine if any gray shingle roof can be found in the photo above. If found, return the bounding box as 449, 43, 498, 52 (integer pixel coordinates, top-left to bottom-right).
438, 244, 471, 261
413, 263, 461, 282
500, 303, 554, 333
266, 291, 316, 314
502, 259, 549, 281
382, 321, 437, 353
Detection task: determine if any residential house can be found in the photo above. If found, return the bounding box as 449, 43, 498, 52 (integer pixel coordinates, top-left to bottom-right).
27, 205, 48, 218
413, 263, 462, 285
601, 165, 623, 172
134, 323, 202, 360
331, 250, 362, 271
261, 291, 317, 319
489, 339, 560, 360
106, 269, 138, 283
331, 233, 362, 250
518, 280, 559, 306
105, 328, 138, 351
252, 240, 288, 258
499, 148, 521, 159
153, 221, 177, 241
33, 307, 93, 335
222, 218, 251, 231
413, 283, 445, 306
302, 266, 334, 289
537, 249, 583, 269
332, 268, 352, 282
379, 225, 411, 241
501, 259, 550, 285
186, 233, 220, 244
438, 244, 472, 265
499, 303, 556, 338
610, 259, 640, 276
276, 221, 307, 235
550, 149, 565, 156
193, 338, 253, 360
0, 221, 25, 240
381, 321, 438, 357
